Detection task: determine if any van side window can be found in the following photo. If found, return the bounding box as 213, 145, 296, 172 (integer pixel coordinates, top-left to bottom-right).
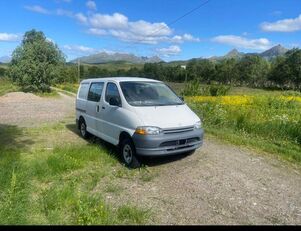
87, 82, 104, 102
105, 83, 121, 105
78, 83, 89, 100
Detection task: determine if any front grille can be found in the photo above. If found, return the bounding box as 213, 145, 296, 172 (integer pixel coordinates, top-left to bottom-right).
162, 126, 194, 134
160, 137, 200, 147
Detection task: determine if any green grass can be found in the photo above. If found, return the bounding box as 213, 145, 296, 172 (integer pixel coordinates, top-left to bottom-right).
0, 122, 153, 225
0, 78, 20, 96
55, 83, 79, 94
35, 91, 60, 98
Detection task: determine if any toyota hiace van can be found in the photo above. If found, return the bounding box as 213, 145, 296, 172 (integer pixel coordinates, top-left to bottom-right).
76, 77, 204, 168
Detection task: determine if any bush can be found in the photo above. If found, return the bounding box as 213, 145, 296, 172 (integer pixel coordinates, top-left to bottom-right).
0, 67, 6, 77
180, 79, 201, 96
181, 80, 231, 96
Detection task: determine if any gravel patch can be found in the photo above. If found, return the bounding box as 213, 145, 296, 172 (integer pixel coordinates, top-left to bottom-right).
99, 139, 301, 225
0, 92, 74, 127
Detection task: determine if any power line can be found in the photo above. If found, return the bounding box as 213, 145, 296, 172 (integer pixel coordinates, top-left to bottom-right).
147, 0, 211, 38
168, 0, 211, 27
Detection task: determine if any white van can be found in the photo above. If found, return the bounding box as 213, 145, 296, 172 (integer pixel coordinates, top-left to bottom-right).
76, 77, 204, 168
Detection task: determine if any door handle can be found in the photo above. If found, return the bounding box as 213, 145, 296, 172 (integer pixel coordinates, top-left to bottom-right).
102, 106, 105, 110
96, 105, 99, 112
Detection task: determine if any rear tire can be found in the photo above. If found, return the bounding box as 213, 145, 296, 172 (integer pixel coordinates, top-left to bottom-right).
79, 119, 90, 139
120, 138, 141, 169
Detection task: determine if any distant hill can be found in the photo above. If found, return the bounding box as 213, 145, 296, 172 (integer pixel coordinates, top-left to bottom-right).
224, 49, 245, 59
208, 45, 289, 61
260, 44, 289, 59
0, 56, 11, 63
70, 52, 163, 64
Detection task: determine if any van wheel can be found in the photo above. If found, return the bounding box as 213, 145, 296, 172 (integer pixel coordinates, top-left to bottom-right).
79, 119, 90, 139
120, 138, 141, 169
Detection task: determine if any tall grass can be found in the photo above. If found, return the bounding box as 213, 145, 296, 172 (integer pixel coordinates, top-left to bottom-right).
187, 95, 301, 163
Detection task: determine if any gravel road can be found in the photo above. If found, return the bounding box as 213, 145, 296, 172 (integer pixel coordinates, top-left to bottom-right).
0, 91, 300, 224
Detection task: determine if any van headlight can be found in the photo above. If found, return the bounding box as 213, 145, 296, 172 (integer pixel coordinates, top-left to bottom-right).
135, 126, 163, 135
194, 121, 202, 129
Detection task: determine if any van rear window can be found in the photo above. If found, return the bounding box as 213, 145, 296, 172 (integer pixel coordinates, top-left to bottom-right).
87, 82, 104, 102
78, 83, 89, 100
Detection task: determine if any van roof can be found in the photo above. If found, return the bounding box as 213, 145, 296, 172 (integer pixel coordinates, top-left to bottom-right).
80, 77, 161, 84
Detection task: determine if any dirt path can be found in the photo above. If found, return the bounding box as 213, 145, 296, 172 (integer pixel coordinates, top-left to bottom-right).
0, 91, 300, 224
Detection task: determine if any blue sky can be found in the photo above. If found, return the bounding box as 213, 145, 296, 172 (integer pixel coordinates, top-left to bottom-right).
0, 0, 301, 61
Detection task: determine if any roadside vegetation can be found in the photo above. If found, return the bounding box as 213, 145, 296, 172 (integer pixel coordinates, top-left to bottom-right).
0, 121, 153, 225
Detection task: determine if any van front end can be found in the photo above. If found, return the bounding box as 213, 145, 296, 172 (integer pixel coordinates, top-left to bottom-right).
132, 125, 204, 156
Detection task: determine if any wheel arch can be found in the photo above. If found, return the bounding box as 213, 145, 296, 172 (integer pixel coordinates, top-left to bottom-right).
119, 131, 132, 146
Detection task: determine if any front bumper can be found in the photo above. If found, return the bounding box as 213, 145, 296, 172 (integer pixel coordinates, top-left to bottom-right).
132, 128, 204, 156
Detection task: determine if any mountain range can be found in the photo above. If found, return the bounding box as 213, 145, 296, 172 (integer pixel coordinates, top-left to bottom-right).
0, 44, 291, 65
210, 44, 289, 61
70, 52, 162, 64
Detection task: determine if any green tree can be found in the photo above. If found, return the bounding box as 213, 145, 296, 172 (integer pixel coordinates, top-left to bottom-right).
215, 58, 239, 85
9, 29, 65, 92
269, 49, 301, 90
236, 55, 270, 87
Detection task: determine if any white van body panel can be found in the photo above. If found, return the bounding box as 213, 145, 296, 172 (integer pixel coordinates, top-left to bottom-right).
76, 77, 204, 156
133, 104, 200, 128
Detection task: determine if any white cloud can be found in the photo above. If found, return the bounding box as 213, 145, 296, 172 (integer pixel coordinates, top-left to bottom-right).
27, 5, 200, 46
261, 14, 301, 32
170, 33, 200, 43
86, 1, 97, 11
212, 35, 271, 50
24, 5, 51, 14
63, 44, 119, 57
156, 45, 181, 57
89, 13, 128, 29
63, 45, 98, 55
56, 9, 73, 17
87, 28, 108, 35
75, 13, 88, 24
0, 33, 20, 42
76, 12, 199, 45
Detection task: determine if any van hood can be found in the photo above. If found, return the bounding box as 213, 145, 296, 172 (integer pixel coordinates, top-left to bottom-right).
133, 104, 200, 129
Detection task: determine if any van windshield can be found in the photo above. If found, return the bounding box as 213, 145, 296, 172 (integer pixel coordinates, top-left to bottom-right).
120, 81, 184, 106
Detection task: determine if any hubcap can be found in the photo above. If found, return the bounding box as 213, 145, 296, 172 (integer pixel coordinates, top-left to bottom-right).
123, 144, 133, 164
80, 123, 86, 136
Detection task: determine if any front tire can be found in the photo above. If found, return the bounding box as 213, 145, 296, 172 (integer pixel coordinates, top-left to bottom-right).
79, 119, 90, 139
120, 138, 141, 169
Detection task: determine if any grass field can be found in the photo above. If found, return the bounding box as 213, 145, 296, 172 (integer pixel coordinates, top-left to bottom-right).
0, 121, 153, 224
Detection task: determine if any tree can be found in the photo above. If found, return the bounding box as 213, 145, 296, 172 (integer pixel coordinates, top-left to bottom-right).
9, 29, 65, 92
236, 55, 270, 87
269, 49, 301, 90
215, 58, 238, 85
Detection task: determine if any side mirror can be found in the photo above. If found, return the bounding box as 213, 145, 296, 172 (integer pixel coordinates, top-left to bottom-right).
179, 96, 184, 101
109, 97, 121, 107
